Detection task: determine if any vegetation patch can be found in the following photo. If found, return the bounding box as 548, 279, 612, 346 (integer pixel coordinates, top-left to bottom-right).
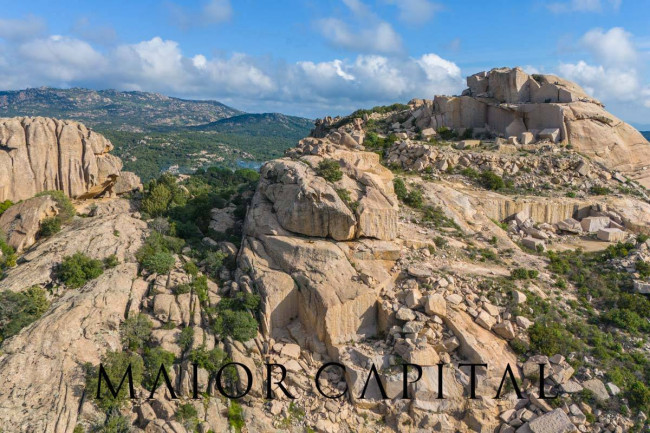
57, 252, 105, 288
0, 286, 50, 344
316, 159, 343, 183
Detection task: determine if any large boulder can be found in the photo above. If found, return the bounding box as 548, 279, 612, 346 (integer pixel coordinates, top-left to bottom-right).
0, 196, 59, 252
0, 117, 141, 202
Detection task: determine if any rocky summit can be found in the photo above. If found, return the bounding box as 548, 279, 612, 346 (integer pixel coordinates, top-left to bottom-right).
0, 69, 649, 433
0, 116, 141, 202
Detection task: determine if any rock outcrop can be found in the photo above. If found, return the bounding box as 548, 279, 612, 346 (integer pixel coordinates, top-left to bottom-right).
0, 117, 141, 202
0, 195, 59, 252
240, 133, 399, 355
410, 67, 650, 187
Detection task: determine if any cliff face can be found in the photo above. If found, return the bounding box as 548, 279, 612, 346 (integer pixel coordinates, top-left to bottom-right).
0, 116, 140, 202
409, 67, 650, 187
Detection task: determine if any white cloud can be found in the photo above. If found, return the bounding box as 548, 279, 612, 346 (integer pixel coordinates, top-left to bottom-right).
580, 27, 636, 66
556, 26, 649, 115
315, 0, 403, 54
558, 61, 640, 101
546, 0, 621, 13
385, 0, 442, 25
0, 15, 46, 41
0, 29, 464, 117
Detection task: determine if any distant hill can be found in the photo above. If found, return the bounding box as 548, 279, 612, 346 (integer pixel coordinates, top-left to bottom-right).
0, 87, 314, 181
191, 113, 314, 138
0, 87, 241, 130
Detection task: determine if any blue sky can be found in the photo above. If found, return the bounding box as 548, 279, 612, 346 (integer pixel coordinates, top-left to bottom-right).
1, 0, 649, 127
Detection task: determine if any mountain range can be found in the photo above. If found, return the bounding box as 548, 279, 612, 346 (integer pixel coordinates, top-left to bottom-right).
0, 87, 314, 181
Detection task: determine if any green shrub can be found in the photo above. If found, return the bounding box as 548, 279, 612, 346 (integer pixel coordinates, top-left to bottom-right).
103, 254, 119, 268
589, 186, 611, 195
188, 346, 227, 373
90, 415, 132, 433
176, 403, 198, 428
37, 217, 61, 237
203, 251, 227, 279
393, 178, 408, 201
601, 309, 647, 333
460, 167, 480, 179
120, 314, 152, 351
0, 286, 50, 342
0, 233, 17, 278
214, 310, 258, 342
509, 338, 529, 355
178, 327, 194, 352
228, 401, 245, 432
480, 171, 505, 190
436, 126, 456, 140
142, 347, 176, 389
510, 268, 539, 280
627, 381, 650, 411
0, 200, 13, 216
635, 259, 650, 278
183, 261, 199, 278
528, 322, 576, 356
141, 252, 175, 275
316, 159, 343, 183
422, 206, 460, 230
404, 189, 424, 208
85, 350, 144, 412
57, 252, 104, 288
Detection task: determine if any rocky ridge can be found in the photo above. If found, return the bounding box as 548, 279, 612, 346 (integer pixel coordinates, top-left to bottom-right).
0, 68, 649, 432
0, 116, 141, 203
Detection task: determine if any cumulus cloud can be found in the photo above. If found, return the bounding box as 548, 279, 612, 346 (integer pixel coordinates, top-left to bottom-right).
315, 0, 403, 54
384, 0, 443, 25
580, 27, 636, 66
546, 0, 621, 13
0, 29, 464, 116
556, 27, 650, 111
558, 61, 640, 101
167, 0, 232, 29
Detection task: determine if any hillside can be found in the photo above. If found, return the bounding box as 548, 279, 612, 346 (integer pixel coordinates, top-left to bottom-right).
192, 112, 314, 137
1, 68, 649, 433
0, 87, 314, 181
0, 87, 241, 130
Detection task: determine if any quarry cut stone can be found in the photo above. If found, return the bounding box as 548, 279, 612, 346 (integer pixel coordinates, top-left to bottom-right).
522, 236, 545, 251
556, 218, 582, 234
526, 408, 577, 433
580, 216, 610, 233
538, 128, 560, 143
424, 294, 447, 317
457, 139, 480, 149
520, 131, 535, 144
597, 228, 627, 242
